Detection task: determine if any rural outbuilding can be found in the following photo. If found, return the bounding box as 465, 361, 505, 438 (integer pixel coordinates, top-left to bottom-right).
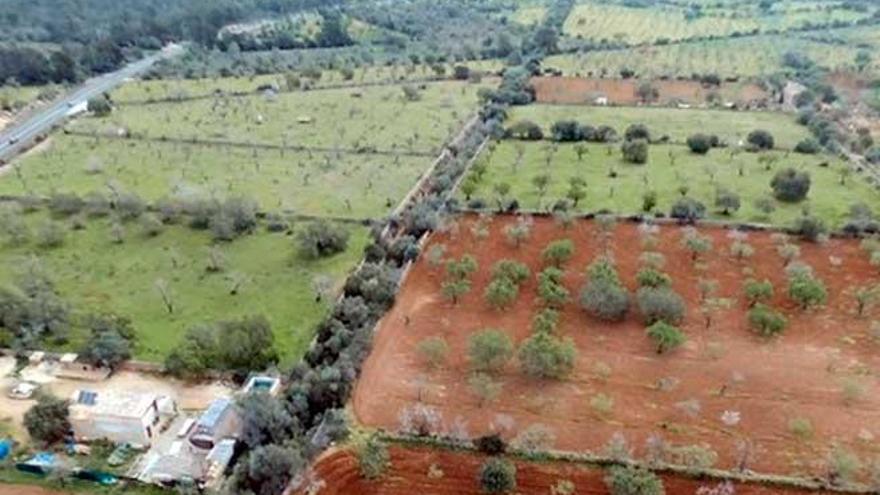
69, 389, 177, 447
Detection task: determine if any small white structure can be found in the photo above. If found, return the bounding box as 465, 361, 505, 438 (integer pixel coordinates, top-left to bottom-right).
69, 389, 177, 447
594, 96, 609, 106
56, 353, 111, 381
204, 439, 236, 488
241, 375, 281, 396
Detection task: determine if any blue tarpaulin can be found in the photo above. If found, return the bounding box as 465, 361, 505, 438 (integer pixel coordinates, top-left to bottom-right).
0, 439, 11, 460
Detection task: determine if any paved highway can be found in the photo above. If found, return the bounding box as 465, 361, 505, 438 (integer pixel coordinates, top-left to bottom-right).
0, 44, 182, 162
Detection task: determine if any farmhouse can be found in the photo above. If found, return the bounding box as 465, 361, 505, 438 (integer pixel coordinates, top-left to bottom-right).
69, 389, 177, 447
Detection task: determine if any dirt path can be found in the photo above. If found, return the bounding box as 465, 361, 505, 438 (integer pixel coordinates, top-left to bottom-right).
353, 215, 880, 481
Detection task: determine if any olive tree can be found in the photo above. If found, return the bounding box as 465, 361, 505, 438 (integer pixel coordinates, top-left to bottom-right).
646, 321, 686, 354
743, 279, 773, 307
479, 457, 517, 493
517, 331, 577, 379
788, 273, 827, 310
468, 329, 514, 373
297, 221, 350, 258
537, 267, 570, 308
622, 139, 649, 164
715, 188, 741, 215
355, 433, 390, 480
580, 257, 630, 322
417, 336, 450, 370
24, 394, 70, 445
542, 239, 574, 267
686, 133, 713, 154
469, 372, 502, 407
637, 287, 686, 325
747, 129, 775, 150
604, 466, 664, 495
485, 277, 519, 309
681, 230, 712, 261
771, 168, 811, 202
748, 304, 788, 336
504, 219, 532, 248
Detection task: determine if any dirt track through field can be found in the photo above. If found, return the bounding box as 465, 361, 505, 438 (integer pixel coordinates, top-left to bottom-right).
353, 215, 880, 480
299, 446, 840, 494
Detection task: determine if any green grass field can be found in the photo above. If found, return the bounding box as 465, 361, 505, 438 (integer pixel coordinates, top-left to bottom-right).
1, 135, 427, 217
562, 1, 871, 44
459, 141, 877, 228
508, 105, 811, 149
74, 80, 488, 153
546, 35, 876, 79
0, 210, 368, 363
112, 61, 504, 102
512, 5, 547, 26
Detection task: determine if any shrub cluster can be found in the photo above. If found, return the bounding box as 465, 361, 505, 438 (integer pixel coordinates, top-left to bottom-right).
580, 257, 630, 322
485, 260, 530, 309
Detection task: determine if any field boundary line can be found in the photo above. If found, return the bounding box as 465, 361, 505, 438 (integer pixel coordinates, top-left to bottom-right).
389, 113, 482, 219
381, 433, 874, 494
62, 130, 437, 158
449, 208, 877, 239
497, 135, 803, 153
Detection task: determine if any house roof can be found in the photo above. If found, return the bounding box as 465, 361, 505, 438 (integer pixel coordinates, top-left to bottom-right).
196, 398, 233, 431
70, 389, 160, 419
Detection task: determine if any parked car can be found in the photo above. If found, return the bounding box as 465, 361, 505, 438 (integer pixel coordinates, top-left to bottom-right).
7, 382, 38, 399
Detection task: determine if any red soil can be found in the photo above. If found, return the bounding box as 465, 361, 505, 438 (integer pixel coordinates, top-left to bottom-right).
299, 446, 838, 495
0, 485, 70, 495
353, 216, 880, 480
531, 77, 768, 106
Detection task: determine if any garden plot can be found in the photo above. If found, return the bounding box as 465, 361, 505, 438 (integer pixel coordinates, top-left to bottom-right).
458, 141, 876, 228
73, 80, 490, 154
546, 35, 874, 79
509, 105, 811, 149
353, 215, 880, 481
0, 211, 368, 362
0, 135, 428, 218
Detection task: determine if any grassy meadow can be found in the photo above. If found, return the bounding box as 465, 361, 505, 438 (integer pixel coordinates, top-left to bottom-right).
460, 141, 877, 228
113, 60, 504, 102
0, 210, 369, 363
74, 80, 489, 153
0, 135, 427, 217
509, 105, 812, 149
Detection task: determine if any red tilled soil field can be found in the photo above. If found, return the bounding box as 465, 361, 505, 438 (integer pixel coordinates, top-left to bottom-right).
299, 446, 838, 495
0, 485, 70, 495
531, 76, 769, 106
353, 215, 880, 480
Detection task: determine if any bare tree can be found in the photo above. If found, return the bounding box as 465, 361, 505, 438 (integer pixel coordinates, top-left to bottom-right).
155, 279, 174, 314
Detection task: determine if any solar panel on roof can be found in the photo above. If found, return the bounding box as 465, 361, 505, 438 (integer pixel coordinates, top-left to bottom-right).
197, 399, 231, 430
77, 390, 97, 405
